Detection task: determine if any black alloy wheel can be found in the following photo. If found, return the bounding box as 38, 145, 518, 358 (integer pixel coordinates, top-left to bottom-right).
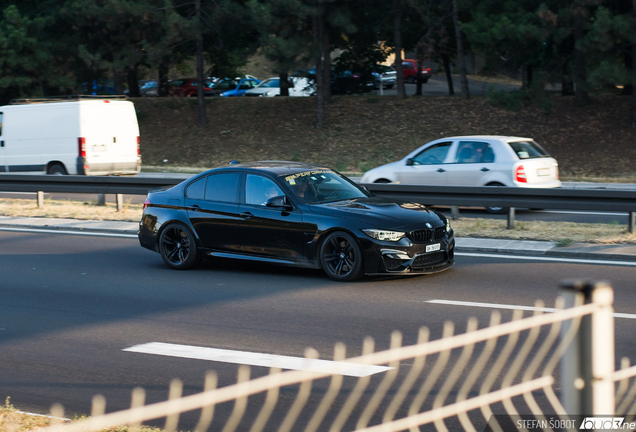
320, 231, 364, 282
374, 179, 391, 183
159, 223, 199, 270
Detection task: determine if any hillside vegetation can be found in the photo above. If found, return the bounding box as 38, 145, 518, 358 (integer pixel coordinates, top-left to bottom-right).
134, 94, 636, 180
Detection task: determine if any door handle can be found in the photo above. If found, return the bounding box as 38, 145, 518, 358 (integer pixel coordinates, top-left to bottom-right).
188, 204, 201, 211
481, 167, 490, 172
240, 212, 253, 219
437, 168, 445, 173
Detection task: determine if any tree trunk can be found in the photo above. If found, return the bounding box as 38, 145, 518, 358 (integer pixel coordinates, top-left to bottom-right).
573, 2, 590, 106
393, 0, 405, 100
126, 65, 140, 98
195, 0, 206, 126
632, 0, 636, 128
280, 72, 289, 97
415, 46, 422, 96
442, 52, 454, 96
561, 62, 574, 96
452, 0, 469, 99
314, 12, 326, 129
158, 60, 169, 97
526, 64, 533, 87
113, 69, 125, 95
323, 29, 331, 101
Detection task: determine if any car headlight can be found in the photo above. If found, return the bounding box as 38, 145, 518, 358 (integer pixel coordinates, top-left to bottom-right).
446, 219, 452, 232
362, 229, 405, 242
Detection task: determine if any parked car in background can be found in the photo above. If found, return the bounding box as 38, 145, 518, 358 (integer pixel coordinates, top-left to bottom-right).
209, 78, 261, 97
360, 136, 561, 213
81, 79, 116, 95
139, 80, 158, 97
397, 59, 432, 84
372, 65, 397, 89
138, 161, 455, 281
243, 77, 315, 97
168, 78, 216, 97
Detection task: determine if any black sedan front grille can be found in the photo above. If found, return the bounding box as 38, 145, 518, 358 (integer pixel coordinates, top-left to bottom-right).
412, 251, 447, 268
408, 227, 446, 242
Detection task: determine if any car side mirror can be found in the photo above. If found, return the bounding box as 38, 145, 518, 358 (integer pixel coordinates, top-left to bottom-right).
406, 158, 415, 166
266, 195, 293, 210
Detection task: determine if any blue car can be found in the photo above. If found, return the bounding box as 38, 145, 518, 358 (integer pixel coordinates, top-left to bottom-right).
210, 78, 261, 97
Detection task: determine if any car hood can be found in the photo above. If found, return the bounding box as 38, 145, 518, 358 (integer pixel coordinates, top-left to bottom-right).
308, 196, 445, 230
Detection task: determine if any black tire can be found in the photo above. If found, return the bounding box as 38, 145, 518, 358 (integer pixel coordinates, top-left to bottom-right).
407, 76, 415, 84
374, 179, 392, 183
320, 231, 364, 282
47, 164, 67, 175
485, 183, 509, 214
159, 223, 199, 270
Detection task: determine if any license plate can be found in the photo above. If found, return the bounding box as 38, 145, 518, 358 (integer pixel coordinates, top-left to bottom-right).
537, 168, 551, 177
426, 243, 441, 253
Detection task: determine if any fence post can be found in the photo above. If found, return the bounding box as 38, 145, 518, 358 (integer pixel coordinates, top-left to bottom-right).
451, 206, 460, 219
98, 194, 106, 206
37, 191, 44, 208
629, 212, 635, 234
116, 194, 124, 212
560, 280, 615, 417
507, 207, 515, 229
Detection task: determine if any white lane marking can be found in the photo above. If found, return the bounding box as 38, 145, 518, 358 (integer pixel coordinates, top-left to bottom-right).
123, 342, 392, 377
425, 299, 636, 320
456, 252, 636, 267
0, 226, 137, 238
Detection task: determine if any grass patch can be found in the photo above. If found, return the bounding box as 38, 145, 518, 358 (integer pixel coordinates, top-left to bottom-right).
451, 217, 636, 244
0, 198, 143, 222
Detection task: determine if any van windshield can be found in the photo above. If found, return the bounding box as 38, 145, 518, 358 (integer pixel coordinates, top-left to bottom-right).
508, 140, 550, 159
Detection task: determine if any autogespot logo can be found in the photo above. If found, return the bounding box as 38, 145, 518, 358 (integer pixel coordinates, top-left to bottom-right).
580, 418, 629, 430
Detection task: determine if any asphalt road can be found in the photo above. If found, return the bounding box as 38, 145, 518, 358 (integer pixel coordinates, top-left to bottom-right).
373, 75, 521, 97
2, 229, 636, 430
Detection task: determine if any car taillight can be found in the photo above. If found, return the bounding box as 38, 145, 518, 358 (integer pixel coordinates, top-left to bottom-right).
78, 137, 86, 157
136, 136, 140, 156
143, 198, 151, 211
515, 165, 527, 183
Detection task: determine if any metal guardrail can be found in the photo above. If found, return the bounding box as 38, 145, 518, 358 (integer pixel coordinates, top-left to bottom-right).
0, 175, 634, 231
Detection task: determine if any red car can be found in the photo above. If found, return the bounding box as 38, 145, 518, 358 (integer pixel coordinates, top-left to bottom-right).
398, 59, 432, 84
167, 78, 216, 97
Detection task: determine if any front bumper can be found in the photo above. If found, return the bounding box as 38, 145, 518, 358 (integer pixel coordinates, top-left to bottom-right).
362, 232, 455, 275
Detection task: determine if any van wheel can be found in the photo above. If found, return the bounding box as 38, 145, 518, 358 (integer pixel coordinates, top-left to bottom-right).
47, 164, 67, 175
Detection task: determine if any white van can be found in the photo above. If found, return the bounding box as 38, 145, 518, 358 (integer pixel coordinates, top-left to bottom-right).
0, 97, 141, 175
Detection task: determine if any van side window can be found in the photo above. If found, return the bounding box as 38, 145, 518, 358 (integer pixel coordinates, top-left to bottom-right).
186, 177, 206, 200
205, 173, 240, 202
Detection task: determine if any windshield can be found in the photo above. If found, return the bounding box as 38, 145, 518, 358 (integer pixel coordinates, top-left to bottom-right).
508, 140, 550, 159
281, 170, 369, 204
258, 78, 280, 88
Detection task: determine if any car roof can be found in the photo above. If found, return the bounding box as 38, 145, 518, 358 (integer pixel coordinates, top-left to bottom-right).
200, 161, 332, 177
436, 135, 533, 141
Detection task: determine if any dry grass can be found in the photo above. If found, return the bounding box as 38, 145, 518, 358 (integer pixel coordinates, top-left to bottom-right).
1, 198, 635, 244
0, 198, 143, 222
452, 217, 636, 244
0, 398, 164, 432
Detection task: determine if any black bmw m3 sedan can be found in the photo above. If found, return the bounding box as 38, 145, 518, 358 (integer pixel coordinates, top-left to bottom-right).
138, 161, 455, 281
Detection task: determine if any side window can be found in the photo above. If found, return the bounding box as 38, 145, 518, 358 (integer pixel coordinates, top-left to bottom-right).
204, 173, 240, 202
455, 141, 493, 164
412, 142, 452, 165
186, 177, 206, 200
245, 174, 284, 206
238, 81, 251, 90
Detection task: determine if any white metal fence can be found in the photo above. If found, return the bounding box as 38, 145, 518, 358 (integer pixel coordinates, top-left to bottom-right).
34, 280, 636, 432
